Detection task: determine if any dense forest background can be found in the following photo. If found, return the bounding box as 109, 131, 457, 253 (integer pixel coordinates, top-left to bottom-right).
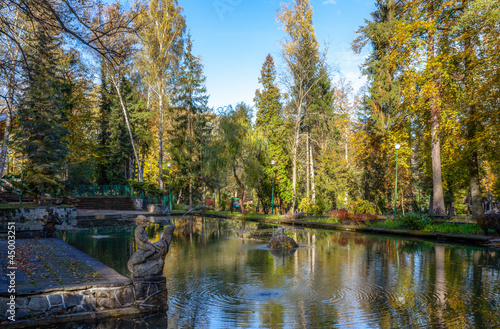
0, 0, 498, 216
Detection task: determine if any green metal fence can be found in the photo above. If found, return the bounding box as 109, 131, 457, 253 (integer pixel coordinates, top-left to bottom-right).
73, 185, 173, 209
74, 185, 136, 197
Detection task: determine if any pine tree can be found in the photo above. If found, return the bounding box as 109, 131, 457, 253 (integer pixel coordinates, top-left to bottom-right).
169, 33, 209, 208
254, 54, 292, 213
352, 0, 399, 212
97, 59, 112, 185
14, 27, 70, 204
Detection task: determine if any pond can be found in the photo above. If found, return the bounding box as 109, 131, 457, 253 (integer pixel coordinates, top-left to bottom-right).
59, 217, 500, 328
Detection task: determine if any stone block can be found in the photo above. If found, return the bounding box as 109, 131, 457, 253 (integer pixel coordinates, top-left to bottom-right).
0, 297, 9, 319
116, 287, 135, 306
14, 308, 29, 320
47, 306, 65, 316
27, 296, 49, 312
98, 297, 119, 309
48, 294, 63, 306
95, 290, 111, 299
81, 296, 96, 312
15, 297, 28, 309
63, 293, 83, 308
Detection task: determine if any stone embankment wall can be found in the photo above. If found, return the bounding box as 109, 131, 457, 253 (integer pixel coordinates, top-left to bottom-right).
0, 285, 140, 323
0, 207, 77, 231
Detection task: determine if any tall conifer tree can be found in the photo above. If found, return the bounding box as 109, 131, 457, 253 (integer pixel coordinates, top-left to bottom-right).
254, 54, 292, 213
15, 27, 70, 204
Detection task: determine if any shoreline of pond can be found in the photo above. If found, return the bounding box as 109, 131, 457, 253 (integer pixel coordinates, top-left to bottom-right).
72, 210, 497, 247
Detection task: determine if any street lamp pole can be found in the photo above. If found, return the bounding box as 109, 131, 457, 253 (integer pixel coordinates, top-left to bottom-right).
394, 144, 401, 219
271, 160, 275, 215
167, 163, 172, 211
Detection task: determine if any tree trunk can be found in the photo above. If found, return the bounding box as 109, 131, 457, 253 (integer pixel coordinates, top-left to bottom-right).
0, 99, 12, 181
306, 132, 310, 198
431, 117, 445, 215
110, 74, 143, 181
189, 181, 193, 209
158, 95, 164, 191
0, 45, 18, 181
40, 184, 45, 206
310, 140, 316, 203
239, 185, 246, 216
177, 189, 182, 205
233, 165, 246, 216
218, 185, 221, 212
463, 29, 483, 218
291, 110, 301, 212
470, 149, 482, 217
427, 0, 446, 216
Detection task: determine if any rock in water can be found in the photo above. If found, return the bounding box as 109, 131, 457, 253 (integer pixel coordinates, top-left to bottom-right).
267, 234, 299, 249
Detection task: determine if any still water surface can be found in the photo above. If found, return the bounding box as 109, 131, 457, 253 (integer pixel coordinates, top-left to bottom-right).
60, 217, 500, 328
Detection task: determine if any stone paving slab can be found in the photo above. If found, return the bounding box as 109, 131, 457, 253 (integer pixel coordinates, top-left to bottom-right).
0, 238, 131, 296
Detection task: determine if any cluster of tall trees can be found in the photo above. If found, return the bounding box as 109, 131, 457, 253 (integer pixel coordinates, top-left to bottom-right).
354, 0, 500, 217
0, 0, 498, 215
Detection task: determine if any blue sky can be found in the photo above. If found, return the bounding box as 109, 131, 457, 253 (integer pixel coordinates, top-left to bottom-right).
178, 0, 375, 110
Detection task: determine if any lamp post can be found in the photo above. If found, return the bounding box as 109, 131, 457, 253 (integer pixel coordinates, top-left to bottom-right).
167, 163, 172, 211
271, 160, 276, 215
394, 144, 401, 219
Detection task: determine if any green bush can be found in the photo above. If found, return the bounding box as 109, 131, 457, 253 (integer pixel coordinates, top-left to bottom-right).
398, 212, 433, 230
423, 222, 482, 235
348, 199, 380, 214
298, 197, 314, 213
175, 203, 190, 211
129, 180, 165, 197
314, 196, 326, 216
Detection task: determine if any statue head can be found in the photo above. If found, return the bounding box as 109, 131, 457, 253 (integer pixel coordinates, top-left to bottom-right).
164, 225, 175, 235
136, 215, 149, 226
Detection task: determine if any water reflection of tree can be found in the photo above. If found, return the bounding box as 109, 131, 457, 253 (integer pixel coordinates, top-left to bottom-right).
73, 218, 500, 328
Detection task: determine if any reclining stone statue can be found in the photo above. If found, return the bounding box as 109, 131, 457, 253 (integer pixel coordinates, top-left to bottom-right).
127, 215, 175, 278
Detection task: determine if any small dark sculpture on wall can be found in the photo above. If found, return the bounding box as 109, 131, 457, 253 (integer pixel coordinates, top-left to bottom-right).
42, 208, 62, 238
127, 215, 175, 278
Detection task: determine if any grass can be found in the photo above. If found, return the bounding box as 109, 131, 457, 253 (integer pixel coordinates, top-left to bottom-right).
370, 219, 483, 235
173, 209, 484, 236
301, 217, 341, 224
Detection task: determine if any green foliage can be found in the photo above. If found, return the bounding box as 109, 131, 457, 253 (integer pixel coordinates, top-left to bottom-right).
372, 218, 482, 235
169, 33, 210, 204
298, 197, 314, 213
313, 196, 326, 216
398, 212, 434, 230
254, 54, 293, 212
97, 72, 147, 186
175, 203, 190, 211
423, 223, 482, 235
14, 27, 70, 201
129, 180, 164, 197
371, 219, 404, 229
349, 199, 380, 215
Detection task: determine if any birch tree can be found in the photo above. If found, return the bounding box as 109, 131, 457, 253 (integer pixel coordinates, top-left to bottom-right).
277, 0, 326, 212
135, 0, 185, 190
